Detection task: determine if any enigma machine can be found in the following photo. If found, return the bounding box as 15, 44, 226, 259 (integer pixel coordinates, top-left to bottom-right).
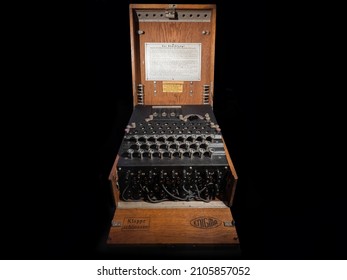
107, 4, 239, 246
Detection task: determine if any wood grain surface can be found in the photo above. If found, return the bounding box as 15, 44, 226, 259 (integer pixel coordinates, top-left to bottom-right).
130, 4, 216, 106
107, 208, 239, 245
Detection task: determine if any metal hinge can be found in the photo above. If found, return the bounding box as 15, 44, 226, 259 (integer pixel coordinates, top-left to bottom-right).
203, 84, 210, 104
137, 83, 144, 105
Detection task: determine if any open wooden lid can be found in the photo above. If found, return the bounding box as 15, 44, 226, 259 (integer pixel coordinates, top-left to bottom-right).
129, 4, 216, 106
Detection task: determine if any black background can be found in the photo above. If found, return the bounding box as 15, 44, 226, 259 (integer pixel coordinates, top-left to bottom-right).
2, 0, 345, 260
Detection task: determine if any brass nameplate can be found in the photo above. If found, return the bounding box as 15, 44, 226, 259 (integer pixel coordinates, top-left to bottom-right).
163, 81, 184, 93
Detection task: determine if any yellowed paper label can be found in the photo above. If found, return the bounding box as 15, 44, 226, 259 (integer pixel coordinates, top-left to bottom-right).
145, 43, 201, 81
163, 81, 184, 92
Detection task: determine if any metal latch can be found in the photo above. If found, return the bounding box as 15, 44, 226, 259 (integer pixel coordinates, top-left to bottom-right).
111, 221, 122, 227
165, 5, 177, 19
224, 220, 235, 227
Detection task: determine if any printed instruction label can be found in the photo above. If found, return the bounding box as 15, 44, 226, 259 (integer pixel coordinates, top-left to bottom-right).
145, 43, 201, 81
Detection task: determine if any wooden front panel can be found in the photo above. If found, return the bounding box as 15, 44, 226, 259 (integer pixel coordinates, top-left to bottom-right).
130, 4, 216, 106
107, 208, 238, 245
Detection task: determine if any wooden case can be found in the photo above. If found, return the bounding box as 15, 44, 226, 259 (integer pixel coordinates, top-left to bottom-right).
107, 4, 239, 247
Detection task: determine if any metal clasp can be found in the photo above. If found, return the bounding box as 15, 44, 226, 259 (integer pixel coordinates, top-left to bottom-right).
111, 221, 122, 227
165, 5, 177, 19
224, 220, 236, 227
